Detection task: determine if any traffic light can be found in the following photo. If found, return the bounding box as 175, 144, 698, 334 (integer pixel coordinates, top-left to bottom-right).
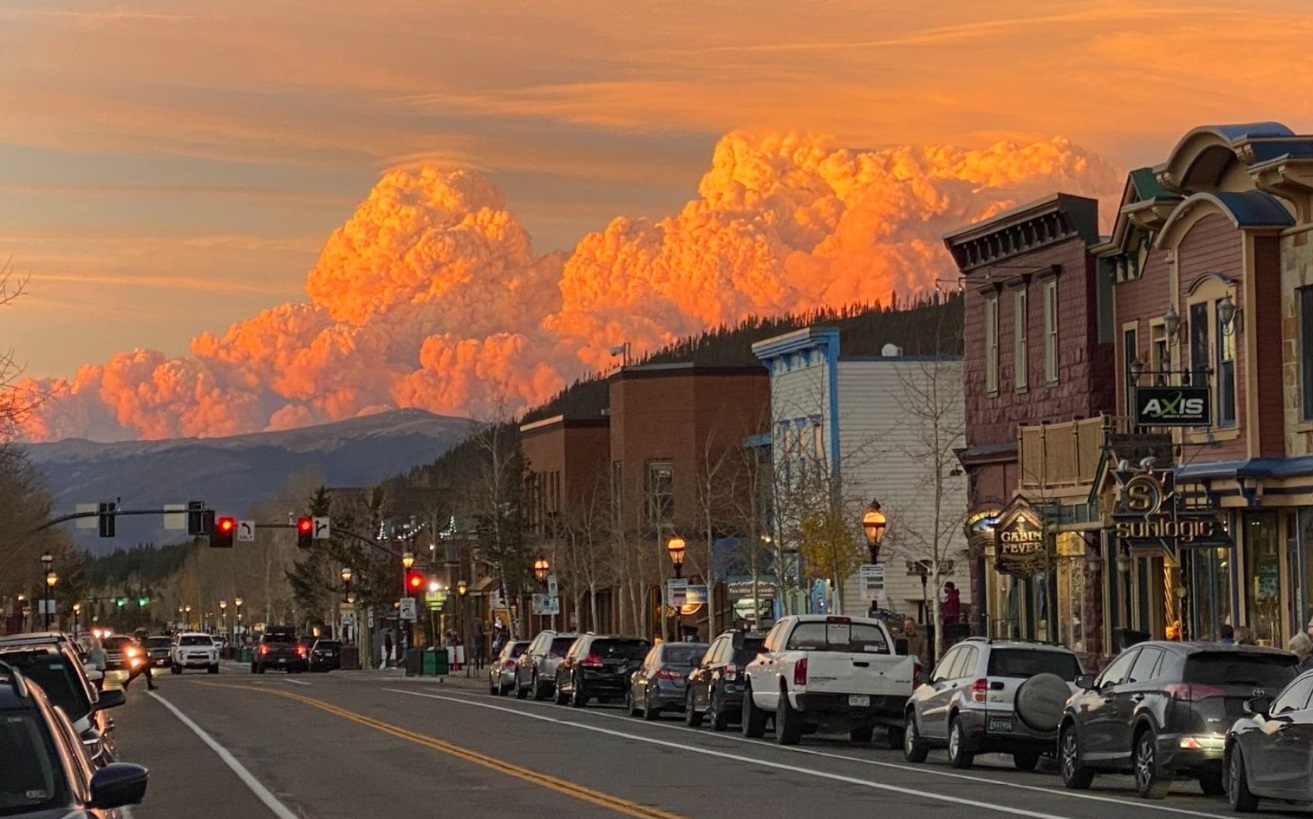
187, 501, 206, 536
296, 517, 313, 548
200, 509, 216, 536
97, 501, 116, 538
211, 516, 236, 548
406, 570, 425, 594
116, 598, 126, 608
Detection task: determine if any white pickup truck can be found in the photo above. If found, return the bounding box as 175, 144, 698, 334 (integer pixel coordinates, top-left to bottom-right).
742, 614, 919, 746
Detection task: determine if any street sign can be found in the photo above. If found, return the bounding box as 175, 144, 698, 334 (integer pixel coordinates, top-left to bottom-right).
859, 563, 885, 601
399, 598, 417, 622
424, 589, 447, 611
546, 574, 559, 598
531, 594, 560, 615
340, 611, 356, 628
685, 584, 709, 605
667, 578, 688, 607
313, 516, 331, 540
163, 503, 187, 531
75, 503, 97, 530
237, 519, 256, 542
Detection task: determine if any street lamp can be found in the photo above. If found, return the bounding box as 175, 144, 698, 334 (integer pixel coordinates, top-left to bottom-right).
340, 567, 353, 602
184, 605, 192, 629
40, 553, 53, 630
666, 536, 686, 579
43, 572, 58, 630
533, 557, 550, 583
71, 603, 81, 636
219, 600, 228, 643
862, 499, 887, 564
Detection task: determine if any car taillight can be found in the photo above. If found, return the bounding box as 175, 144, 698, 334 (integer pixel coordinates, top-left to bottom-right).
1164, 683, 1228, 701
972, 678, 988, 703
259, 645, 269, 655
580, 653, 603, 668
655, 667, 681, 680
794, 657, 808, 686
723, 662, 738, 680
295, 645, 307, 657
504, 659, 517, 669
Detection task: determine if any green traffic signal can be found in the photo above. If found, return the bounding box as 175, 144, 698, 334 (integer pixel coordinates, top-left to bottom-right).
138, 597, 149, 607
116, 598, 126, 608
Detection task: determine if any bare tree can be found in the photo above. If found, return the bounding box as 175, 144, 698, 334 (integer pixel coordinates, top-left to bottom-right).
554, 474, 616, 631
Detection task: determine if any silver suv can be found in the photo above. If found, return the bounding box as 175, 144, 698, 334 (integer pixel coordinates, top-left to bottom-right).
904, 637, 1081, 771
515, 630, 578, 700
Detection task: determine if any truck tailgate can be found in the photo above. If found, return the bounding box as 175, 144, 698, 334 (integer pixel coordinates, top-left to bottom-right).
803, 653, 916, 696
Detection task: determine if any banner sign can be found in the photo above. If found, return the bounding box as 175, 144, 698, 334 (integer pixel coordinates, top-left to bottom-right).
1134, 386, 1211, 427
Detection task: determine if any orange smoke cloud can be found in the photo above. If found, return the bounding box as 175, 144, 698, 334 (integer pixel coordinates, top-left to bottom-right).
18, 131, 1118, 441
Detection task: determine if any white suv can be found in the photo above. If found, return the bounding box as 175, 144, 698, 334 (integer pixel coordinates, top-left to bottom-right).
170, 632, 220, 674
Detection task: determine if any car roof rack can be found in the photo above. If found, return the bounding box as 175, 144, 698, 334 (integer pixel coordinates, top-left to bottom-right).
0, 659, 30, 700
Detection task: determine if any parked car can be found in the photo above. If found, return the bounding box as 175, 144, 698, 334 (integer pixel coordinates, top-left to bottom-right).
489, 641, 530, 695
555, 634, 652, 708
1059, 641, 1299, 799
170, 632, 220, 674
686, 630, 767, 730
627, 641, 708, 720
1224, 668, 1313, 812
515, 630, 578, 700
251, 627, 306, 674
742, 614, 918, 746
904, 637, 1082, 770
0, 659, 148, 816
309, 639, 342, 672
0, 638, 123, 768
144, 635, 173, 668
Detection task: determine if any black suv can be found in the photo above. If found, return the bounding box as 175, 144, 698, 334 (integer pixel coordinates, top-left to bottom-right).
685, 630, 767, 731
1059, 641, 1299, 799
0, 659, 148, 817
252, 627, 307, 674
554, 634, 651, 708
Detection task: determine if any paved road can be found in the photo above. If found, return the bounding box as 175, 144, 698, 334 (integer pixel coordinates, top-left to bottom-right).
108, 662, 1244, 819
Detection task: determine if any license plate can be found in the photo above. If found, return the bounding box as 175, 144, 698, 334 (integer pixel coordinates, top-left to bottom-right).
987, 715, 1015, 733
848, 695, 870, 707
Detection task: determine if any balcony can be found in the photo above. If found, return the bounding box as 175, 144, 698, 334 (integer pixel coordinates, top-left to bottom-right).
1018, 416, 1128, 491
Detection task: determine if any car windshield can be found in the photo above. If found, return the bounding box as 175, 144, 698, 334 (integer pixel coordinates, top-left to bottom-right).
103, 637, 133, 650
180, 636, 212, 647
661, 645, 706, 666
0, 653, 91, 723
0, 711, 62, 815
1184, 652, 1298, 688
785, 621, 889, 653
987, 649, 1081, 680
146, 637, 170, 649
592, 639, 651, 660
507, 643, 529, 658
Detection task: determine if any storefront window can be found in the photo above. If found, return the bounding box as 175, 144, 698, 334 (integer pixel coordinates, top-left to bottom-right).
1299, 509, 1313, 632
1188, 547, 1233, 641
1245, 512, 1280, 644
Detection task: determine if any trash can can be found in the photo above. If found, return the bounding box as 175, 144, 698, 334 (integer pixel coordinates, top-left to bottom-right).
433, 647, 449, 676
238, 647, 252, 664
422, 648, 437, 677
404, 646, 423, 677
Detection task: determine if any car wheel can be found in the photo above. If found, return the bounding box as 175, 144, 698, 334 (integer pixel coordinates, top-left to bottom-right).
741, 683, 766, 739
1060, 724, 1094, 789
1227, 745, 1259, 812
775, 688, 802, 745
1198, 769, 1225, 797
849, 725, 874, 743
710, 688, 730, 732
555, 675, 570, 705
1013, 750, 1041, 772
170, 664, 181, 675
570, 677, 587, 708
947, 717, 974, 769
685, 691, 703, 727
626, 688, 639, 717
516, 679, 529, 699
532, 672, 548, 702
1134, 729, 1170, 800
643, 688, 660, 721
903, 712, 929, 762
489, 680, 499, 695
207, 664, 219, 675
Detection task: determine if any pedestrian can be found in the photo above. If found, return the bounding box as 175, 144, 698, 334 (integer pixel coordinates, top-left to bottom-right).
1235, 626, 1257, 645
939, 582, 962, 626
1288, 631, 1313, 671
472, 621, 486, 669
123, 630, 157, 691
383, 632, 394, 669
902, 617, 929, 671
1219, 624, 1235, 644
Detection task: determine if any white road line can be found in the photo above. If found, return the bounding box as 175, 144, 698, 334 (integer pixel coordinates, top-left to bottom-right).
387, 688, 1230, 819
284, 679, 311, 687
148, 692, 299, 819
387, 689, 1069, 819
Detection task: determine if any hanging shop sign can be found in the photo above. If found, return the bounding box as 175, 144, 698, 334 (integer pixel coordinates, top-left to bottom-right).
1113, 469, 1228, 557
993, 498, 1047, 579
964, 508, 1001, 556
1134, 386, 1211, 427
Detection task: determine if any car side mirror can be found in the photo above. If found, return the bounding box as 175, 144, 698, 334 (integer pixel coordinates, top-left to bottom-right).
97, 688, 127, 710
1074, 673, 1096, 691
1244, 696, 1272, 717
90, 762, 148, 809
731, 631, 746, 651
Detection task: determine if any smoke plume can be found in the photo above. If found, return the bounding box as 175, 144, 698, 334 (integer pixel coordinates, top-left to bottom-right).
18, 132, 1119, 441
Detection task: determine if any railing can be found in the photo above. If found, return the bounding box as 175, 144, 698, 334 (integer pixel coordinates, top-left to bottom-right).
1018, 415, 1131, 490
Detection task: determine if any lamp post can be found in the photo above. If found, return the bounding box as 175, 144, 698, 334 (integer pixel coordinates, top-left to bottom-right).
861, 500, 887, 564
234, 597, 243, 642
72, 602, 81, 637
219, 600, 228, 646
184, 605, 192, 630
667, 536, 686, 640
40, 553, 53, 630
44, 572, 58, 630
401, 551, 416, 659
532, 558, 550, 632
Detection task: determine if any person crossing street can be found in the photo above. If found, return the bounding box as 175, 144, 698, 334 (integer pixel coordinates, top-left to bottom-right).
124, 629, 157, 691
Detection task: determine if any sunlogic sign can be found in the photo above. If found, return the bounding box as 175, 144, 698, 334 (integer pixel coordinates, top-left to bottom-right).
993, 498, 1047, 579
1112, 468, 1227, 557
1134, 386, 1211, 427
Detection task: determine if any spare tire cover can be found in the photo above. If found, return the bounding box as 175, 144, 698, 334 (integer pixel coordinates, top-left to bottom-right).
1014, 673, 1070, 733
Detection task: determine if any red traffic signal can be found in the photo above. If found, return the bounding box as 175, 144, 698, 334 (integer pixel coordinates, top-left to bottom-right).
406, 570, 425, 592
211, 516, 236, 548
296, 516, 313, 548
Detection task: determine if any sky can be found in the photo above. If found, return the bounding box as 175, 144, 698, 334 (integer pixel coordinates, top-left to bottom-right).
3, 0, 1312, 441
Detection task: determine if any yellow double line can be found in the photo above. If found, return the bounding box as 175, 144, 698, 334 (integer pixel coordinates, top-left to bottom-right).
197, 683, 686, 819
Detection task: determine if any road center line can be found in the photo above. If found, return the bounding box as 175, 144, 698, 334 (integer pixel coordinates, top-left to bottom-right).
148, 691, 299, 819
283, 679, 311, 686
415, 690, 1226, 819
387, 688, 1074, 819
